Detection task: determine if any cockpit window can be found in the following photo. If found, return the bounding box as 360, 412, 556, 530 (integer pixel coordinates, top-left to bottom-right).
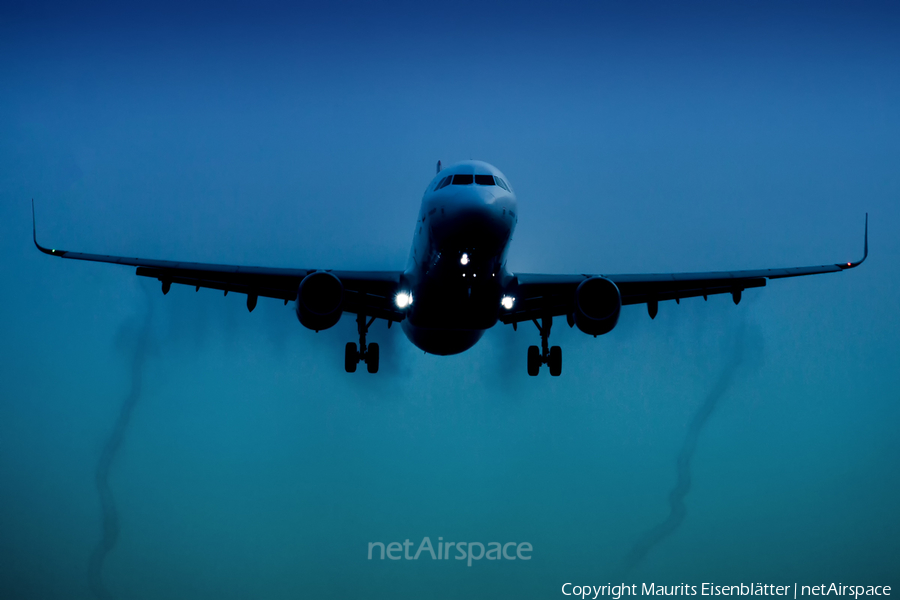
452, 174, 474, 185
434, 175, 451, 191
474, 174, 495, 185
495, 177, 510, 191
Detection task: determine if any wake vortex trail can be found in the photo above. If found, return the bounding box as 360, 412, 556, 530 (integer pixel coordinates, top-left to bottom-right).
624, 325, 751, 572
87, 300, 153, 600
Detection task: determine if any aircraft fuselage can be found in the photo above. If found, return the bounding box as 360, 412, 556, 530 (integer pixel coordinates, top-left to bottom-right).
400, 161, 518, 355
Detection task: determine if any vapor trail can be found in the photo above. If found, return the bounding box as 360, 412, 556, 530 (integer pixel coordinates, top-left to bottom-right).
88, 297, 153, 600
624, 324, 750, 572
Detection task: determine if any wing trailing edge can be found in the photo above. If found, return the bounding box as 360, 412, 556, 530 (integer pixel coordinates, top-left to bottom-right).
504, 213, 869, 324
32, 200, 405, 321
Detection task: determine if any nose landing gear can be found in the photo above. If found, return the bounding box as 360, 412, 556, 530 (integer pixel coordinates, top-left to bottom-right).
345, 312, 379, 373
527, 316, 561, 376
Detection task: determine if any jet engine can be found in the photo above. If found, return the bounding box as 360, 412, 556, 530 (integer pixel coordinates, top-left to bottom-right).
573, 276, 621, 336
295, 272, 344, 331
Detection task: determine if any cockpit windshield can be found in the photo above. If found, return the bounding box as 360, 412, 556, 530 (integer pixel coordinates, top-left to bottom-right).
432, 173, 510, 192
434, 175, 452, 190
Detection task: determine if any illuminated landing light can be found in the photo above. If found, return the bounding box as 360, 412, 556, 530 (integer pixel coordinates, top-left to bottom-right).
395, 291, 413, 309
847, 262, 852, 266
501, 295, 515, 310
460, 253, 469, 265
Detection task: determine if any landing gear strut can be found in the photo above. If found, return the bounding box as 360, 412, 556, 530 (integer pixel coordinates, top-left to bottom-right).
345, 312, 379, 373
527, 316, 561, 376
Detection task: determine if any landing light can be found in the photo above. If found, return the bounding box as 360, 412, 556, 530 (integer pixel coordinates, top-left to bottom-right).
460, 253, 469, 265
501, 295, 515, 310
395, 291, 413, 309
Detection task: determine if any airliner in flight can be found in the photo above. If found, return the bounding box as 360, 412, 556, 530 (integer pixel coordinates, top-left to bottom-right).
33, 160, 867, 375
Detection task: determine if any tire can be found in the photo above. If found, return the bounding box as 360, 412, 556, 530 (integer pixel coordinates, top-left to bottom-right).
366, 343, 380, 374
527, 345, 541, 376
548, 346, 562, 377
344, 342, 358, 373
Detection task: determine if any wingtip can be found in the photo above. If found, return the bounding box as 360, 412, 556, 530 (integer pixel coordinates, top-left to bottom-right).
32, 199, 39, 248
838, 212, 868, 270
31, 199, 60, 256
863, 212, 868, 260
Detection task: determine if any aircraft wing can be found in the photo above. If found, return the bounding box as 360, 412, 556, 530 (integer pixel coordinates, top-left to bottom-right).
32, 203, 405, 322
501, 215, 868, 325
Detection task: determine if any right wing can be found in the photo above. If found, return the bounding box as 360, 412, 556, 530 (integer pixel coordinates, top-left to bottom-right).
502, 214, 868, 324
32, 202, 405, 322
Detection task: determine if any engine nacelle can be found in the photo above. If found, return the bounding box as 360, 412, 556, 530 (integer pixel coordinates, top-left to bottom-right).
295, 272, 344, 331
574, 276, 621, 336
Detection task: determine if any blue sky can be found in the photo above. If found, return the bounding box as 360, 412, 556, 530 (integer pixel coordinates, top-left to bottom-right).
1, 2, 898, 598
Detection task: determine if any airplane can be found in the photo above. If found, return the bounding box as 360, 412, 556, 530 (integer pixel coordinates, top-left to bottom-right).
33, 160, 867, 376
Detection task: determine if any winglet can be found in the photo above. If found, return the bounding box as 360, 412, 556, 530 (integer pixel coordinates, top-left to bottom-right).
838, 212, 867, 270
32, 199, 65, 256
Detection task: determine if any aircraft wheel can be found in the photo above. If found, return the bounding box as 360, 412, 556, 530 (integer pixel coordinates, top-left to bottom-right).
527, 345, 541, 376
366, 343, 380, 374
548, 346, 562, 377
345, 342, 358, 373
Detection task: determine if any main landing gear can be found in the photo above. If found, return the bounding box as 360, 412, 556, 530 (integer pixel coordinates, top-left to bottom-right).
345, 312, 379, 373
527, 316, 561, 377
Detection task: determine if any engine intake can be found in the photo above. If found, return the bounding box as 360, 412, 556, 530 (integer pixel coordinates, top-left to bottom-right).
295, 272, 344, 331
574, 276, 621, 336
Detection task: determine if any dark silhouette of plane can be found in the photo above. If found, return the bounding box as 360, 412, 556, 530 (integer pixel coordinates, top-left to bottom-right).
33, 160, 867, 375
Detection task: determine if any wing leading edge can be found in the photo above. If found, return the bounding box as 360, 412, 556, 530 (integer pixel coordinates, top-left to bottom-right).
502, 214, 868, 324
32, 201, 405, 322
32, 202, 868, 328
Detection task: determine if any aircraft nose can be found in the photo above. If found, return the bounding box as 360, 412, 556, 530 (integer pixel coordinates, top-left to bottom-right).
433, 191, 511, 250
445, 194, 505, 227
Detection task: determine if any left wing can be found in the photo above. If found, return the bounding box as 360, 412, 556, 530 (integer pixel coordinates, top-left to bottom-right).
32, 202, 404, 322
501, 214, 868, 324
